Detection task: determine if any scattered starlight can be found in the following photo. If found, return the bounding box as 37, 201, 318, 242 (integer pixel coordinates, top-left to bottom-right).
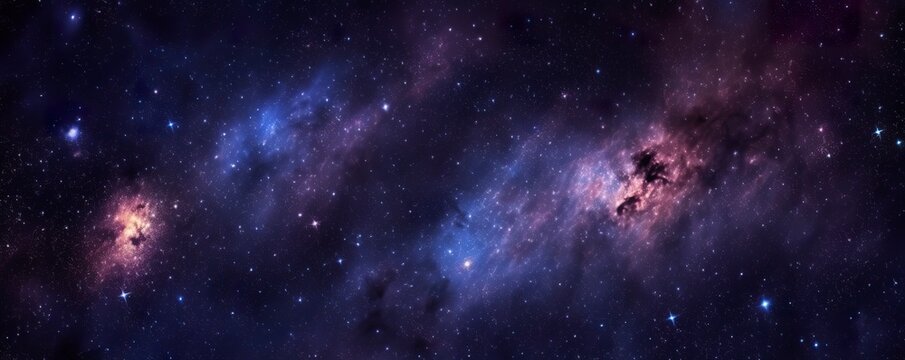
4, 1, 901, 358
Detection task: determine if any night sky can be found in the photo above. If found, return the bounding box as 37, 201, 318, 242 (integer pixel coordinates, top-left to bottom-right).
3, 1, 905, 358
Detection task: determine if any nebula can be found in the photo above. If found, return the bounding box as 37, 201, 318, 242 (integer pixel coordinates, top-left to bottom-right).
89, 192, 163, 284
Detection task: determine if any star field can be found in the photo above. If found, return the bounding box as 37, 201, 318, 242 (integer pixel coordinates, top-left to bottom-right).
2, 1, 905, 358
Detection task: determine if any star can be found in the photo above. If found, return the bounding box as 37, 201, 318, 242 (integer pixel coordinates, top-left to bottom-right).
667, 312, 677, 326
463, 259, 472, 269
177, 295, 184, 303
874, 127, 884, 138
118, 290, 130, 302
311, 219, 319, 228
66, 127, 79, 140
760, 298, 771, 311
382, 103, 389, 111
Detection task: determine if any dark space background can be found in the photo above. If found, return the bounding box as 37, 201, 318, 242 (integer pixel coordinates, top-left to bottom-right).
2, 0, 905, 358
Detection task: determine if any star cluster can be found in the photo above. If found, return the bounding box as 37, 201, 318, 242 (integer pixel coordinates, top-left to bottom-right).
2, 1, 905, 358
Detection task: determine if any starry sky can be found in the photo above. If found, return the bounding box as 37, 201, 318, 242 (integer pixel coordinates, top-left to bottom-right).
2, 0, 905, 358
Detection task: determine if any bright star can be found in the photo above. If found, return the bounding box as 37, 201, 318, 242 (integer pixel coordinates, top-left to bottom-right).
382, 103, 389, 111
874, 127, 884, 138
463, 259, 472, 269
311, 219, 319, 227
178, 296, 184, 302
167, 121, 175, 130
119, 290, 130, 301
66, 127, 79, 140
760, 298, 771, 310
667, 312, 677, 326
